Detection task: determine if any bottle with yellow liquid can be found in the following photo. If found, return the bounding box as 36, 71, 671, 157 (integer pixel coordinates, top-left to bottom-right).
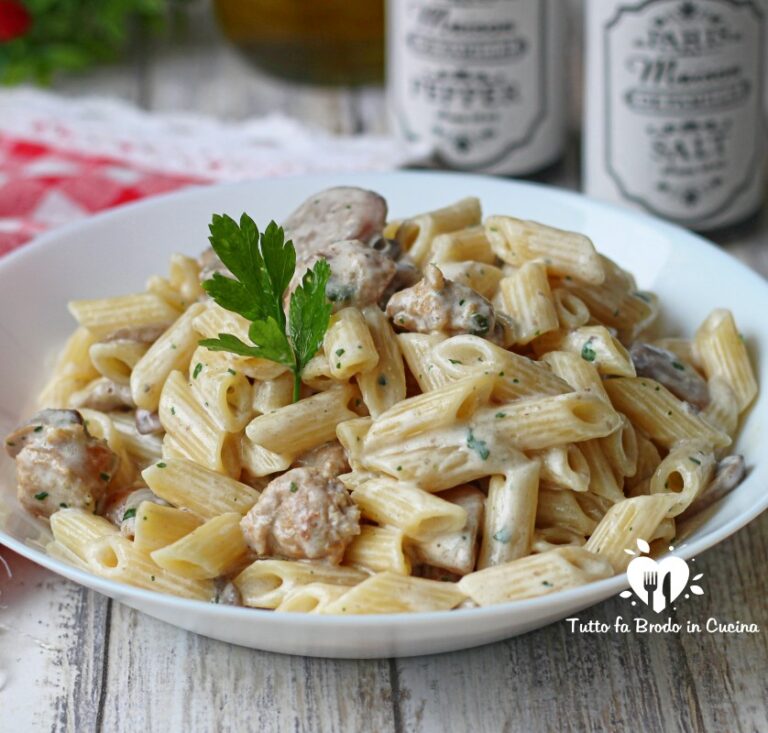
214, 0, 385, 86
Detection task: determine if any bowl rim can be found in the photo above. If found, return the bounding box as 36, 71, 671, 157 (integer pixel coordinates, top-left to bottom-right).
1, 169, 766, 628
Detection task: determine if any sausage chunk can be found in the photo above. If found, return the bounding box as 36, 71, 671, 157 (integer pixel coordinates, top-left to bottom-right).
386, 264, 508, 343
293, 441, 350, 478
683, 455, 746, 518
283, 186, 387, 256
630, 342, 709, 409
101, 485, 167, 538
4, 409, 118, 518
292, 239, 396, 312
240, 467, 360, 564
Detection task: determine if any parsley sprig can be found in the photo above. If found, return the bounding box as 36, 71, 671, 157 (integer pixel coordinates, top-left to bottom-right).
199, 213, 332, 402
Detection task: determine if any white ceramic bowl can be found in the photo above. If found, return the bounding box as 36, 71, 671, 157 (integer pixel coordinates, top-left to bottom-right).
1, 172, 766, 658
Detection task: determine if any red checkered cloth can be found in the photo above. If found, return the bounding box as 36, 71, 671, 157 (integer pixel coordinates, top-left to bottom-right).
0, 88, 425, 257
0, 135, 205, 256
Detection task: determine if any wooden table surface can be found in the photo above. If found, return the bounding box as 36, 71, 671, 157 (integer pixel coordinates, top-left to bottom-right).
1, 4, 767, 731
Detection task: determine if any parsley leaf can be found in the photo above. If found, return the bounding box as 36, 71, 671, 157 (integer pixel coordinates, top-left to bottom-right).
200, 214, 332, 402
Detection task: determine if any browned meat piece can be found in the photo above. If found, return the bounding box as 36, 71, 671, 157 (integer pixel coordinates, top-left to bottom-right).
283, 186, 387, 256
386, 264, 507, 343
240, 467, 360, 564
135, 409, 163, 435
683, 455, 746, 518
293, 441, 350, 478
630, 342, 709, 409
292, 239, 396, 312
4, 409, 118, 518
70, 378, 134, 412
101, 485, 167, 537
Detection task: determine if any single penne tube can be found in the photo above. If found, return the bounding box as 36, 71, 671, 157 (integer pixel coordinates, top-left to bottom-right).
350, 476, 467, 541
472, 392, 622, 451
531, 527, 587, 554
478, 459, 540, 568
234, 559, 366, 609
130, 302, 206, 410
146, 274, 186, 311
356, 306, 407, 417
584, 495, 676, 572
142, 458, 260, 518
245, 384, 358, 458
336, 416, 372, 471
558, 326, 636, 377
396, 197, 482, 266
598, 414, 638, 480
301, 351, 337, 392
431, 335, 571, 401
604, 377, 731, 451
167, 253, 204, 305
695, 308, 757, 413
397, 333, 450, 392
578, 439, 624, 503
50, 508, 119, 561
276, 583, 351, 613
438, 261, 504, 299
132, 502, 203, 553
363, 374, 494, 451
541, 350, 609, 402
84, 535, 213, 600
485, 215, 605, 284
89, 340, 149, 385
700, 377, 739, 438
535, 487, 598, 536
240, 437, 292, 478
324, 307, 379, 380
459, 546, 614, 606
529, 444, 591, 492
110, 413, 164, 468
158, 370, 241, 476
360, 422, 529, 491
496, 261, 559, 344
552, 288, 591, 330
428, 225, 495, 265
411, 485, 485, 575
322, 571, 467, 614
189, 353, 253, 433
649, 441, 716, 517
343, 525, 411, 575
251, 372, 295, 414
151, 513, 250, 579
192, 302, 287, 381
68, 293, 181, 340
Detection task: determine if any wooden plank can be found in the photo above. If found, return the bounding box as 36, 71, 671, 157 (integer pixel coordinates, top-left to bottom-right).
97, 601, 396, 733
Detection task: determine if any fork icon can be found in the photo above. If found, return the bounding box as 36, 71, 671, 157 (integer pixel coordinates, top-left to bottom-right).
643, 571, 658, 604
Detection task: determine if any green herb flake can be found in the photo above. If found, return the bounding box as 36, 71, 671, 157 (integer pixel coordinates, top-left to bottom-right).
470, 313, 490, 336
335, 348, 345, 357
377, 374, 387, 386
100, 472, 110, 482
671, 361, 685, 371
170, 406, 176, 416
634, 291, 652, 303
227, 368, 237, 376
495, 412, 506, 419
689, 456, 701, 465
289, 481, 299, 493
542, 580, 553, 588
193, 363, 203, 379
466, 428, 490, 460
448, 359, 463, 365
581, 338, 597, 363
156, 462, 167, 468
122, 507, 137, 521
59, 502, 68, 508
34, 491, 48, 501
33, 425, 43, 433
151, 575, 156, 581
493, 527, 512, 543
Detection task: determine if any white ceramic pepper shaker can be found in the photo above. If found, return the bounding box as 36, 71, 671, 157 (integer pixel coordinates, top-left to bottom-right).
583, 0, 766, 231
387, 0, 567, 176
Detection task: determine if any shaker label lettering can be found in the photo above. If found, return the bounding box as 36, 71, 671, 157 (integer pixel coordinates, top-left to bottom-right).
604, 0, 764, 222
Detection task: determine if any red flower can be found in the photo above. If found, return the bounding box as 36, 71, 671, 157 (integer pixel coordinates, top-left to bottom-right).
0, 1, 31, 42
